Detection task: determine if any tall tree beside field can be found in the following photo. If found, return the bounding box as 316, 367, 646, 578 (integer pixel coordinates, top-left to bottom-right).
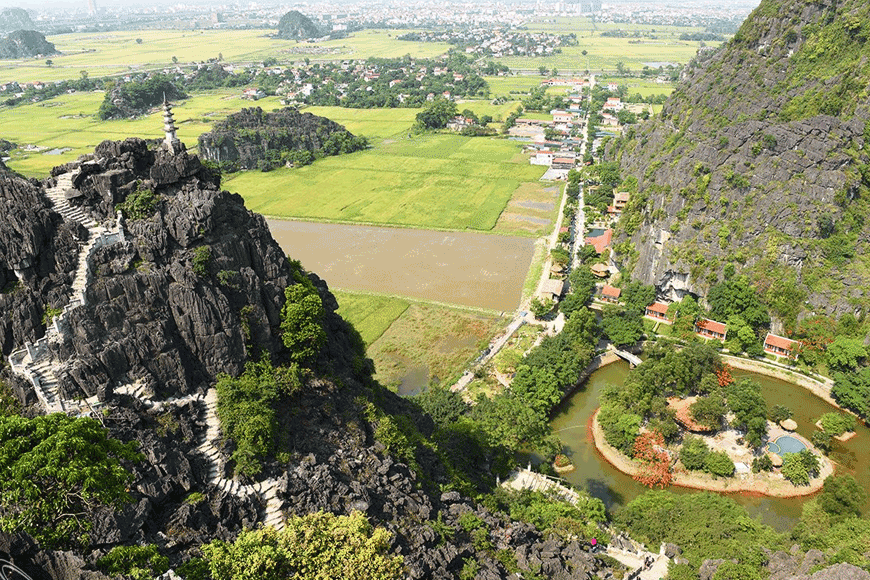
415, 97, 457, 129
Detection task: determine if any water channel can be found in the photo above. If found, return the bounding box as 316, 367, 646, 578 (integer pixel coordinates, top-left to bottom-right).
267, 219, 535, 312
551, 362, 870, 531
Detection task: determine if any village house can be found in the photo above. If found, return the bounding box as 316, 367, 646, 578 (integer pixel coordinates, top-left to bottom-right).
446, 116, 475, 132
551, 110, 576, 124
591, 263, 609, 278
764, 333, 802, 359
604, 97, 623, 111
645, 302, 672, 323
242, 88, 266, 100
606, 82, 619, 92
600, 285, 621, 304
551, 157, 575, 170
541, 278, 565, 302
695, 318, 727, 342
585, 228, 613, 254
613, 191, 630, 211
530, 150, 555, 166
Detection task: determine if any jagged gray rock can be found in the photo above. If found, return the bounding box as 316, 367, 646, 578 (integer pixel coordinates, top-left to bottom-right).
610, 0, 870, 318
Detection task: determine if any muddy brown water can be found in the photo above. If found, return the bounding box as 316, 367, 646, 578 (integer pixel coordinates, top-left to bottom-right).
267, 219, 535, 312
550, 362, 870, 531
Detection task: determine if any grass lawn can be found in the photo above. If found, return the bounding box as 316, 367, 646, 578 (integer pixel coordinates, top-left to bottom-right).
366, 301, 505, 392
0, 29, 451, 84
333, 289, 505, 393
224, 131, 548, 233
521, 240, 549, 301
333, 290, 410, 346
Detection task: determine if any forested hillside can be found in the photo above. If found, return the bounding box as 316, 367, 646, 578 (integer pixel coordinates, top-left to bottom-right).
609, 0, 870, 322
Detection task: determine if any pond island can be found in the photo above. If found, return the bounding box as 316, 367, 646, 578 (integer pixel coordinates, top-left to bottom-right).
590, 342, 846, 497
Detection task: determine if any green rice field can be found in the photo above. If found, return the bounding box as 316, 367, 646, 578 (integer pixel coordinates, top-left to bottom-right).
225, 132, 547, 232
500, 17, 722, 72
0, 90, 286, 176
0, 29, 451, 84
333, 290, 410, 346
334, 289, 506, 393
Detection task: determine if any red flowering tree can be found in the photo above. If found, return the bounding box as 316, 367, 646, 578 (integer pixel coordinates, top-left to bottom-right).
715, 363, 734, 388
632, 430, 673, 489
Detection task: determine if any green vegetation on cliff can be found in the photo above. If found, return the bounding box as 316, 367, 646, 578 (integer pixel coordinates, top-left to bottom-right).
610, 0, 870, 320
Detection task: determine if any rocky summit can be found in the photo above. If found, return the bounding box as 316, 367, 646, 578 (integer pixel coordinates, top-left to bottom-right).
0, 30, 57, 59
609, 0, 870, 320
0, 139, 612, 579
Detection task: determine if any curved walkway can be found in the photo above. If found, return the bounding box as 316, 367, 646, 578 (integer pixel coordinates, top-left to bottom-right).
117, 382, 285, 530
722, 355, 838, 408
590, 409, 833, 498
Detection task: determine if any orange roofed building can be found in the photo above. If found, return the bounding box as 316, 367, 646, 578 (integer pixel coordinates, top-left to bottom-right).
764, 333, 802, 359
585, 228, 612, 254
645, 302, 672, 323
601, 285, 621, 304
695, 318, 727, 341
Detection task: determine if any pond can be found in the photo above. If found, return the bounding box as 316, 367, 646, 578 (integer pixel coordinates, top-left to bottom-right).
550, 362, 870, 531
267, 219, 535, 312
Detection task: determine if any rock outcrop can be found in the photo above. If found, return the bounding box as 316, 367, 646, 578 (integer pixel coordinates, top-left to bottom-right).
0, 29, 57, 58
610, 0, 870, 318
0, 139, 613, 579
273, 10, 322, 40
197, 106, 366, 171
97, 76, 186, 120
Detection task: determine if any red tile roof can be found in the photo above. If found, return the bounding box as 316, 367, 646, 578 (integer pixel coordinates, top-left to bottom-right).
764, 333, 800, 351
585, 228, 612, 253
602, 285, 621, 298
646, 302, 669, 315
696, 318, 727, 335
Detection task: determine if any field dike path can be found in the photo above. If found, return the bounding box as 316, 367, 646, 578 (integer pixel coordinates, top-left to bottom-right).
8, 172, 286, 531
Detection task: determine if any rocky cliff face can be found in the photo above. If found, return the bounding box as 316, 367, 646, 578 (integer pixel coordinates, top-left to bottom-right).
274, 10, 322, 40
0, 140, 612, 579
610, 0, 870, 319
0, 30, 57, 58
197, 106, 364, 170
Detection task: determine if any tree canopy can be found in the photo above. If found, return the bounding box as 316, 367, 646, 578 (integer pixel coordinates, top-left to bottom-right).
415, 97, 457, 129
0, 414, 140, 547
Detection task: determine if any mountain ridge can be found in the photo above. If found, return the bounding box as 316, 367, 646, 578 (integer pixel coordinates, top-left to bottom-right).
610, 0, 870, 325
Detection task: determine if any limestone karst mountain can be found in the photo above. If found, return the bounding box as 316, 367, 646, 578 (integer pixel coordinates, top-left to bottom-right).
610, 0, 870, 321
274, 10, 322, 40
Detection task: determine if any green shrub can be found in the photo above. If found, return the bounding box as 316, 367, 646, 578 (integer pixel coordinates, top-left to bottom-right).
201, 511, 403, 580
215, 357, 299, 477
751, 455, 773, 473
97, 544, 169, 580
116, 188, 158, 220
192, 246, 211, 277
42, 306, 63, 325
281, 283, 326, 366
679, 436, 710, 471
704, 450, 735, 478
818, 412, 857, 436
184, 491, 205, 505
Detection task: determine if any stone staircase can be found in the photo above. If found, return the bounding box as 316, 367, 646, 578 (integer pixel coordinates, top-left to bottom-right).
8, 171, 286, 530
7, 170, 124, 416
195, 388, 286, 530
502, 466, 582, 506
44, 173, 97, 229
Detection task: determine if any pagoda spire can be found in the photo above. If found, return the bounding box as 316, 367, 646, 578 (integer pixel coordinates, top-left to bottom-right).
162, 93, 181, 154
